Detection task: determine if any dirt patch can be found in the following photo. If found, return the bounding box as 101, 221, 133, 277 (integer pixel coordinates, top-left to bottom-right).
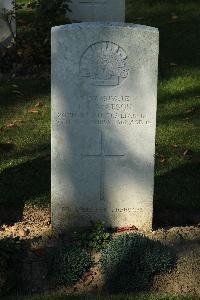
0, 206, 200, 295
152, 242, 200, 295
0, 205, 51, 239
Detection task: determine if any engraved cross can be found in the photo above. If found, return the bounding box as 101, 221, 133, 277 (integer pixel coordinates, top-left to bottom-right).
82, 132, 124, 201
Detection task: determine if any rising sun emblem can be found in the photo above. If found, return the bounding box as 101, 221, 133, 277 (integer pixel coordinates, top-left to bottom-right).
80, 41, 129, 87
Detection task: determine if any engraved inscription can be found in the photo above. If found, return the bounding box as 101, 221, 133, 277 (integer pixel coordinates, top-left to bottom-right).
80, 42, 129, 86
82, 132, 124, 201
54, 94, 152, 126
61, 206, 143, 214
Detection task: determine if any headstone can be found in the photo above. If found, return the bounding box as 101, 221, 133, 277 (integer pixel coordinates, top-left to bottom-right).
0, 0, 16, 47
51, 23, 159, 232
68, 0, 125, 22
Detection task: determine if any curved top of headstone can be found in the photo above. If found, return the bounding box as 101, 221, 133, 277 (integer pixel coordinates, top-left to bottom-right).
52, 22, 158, 33
68, 0, 125, 22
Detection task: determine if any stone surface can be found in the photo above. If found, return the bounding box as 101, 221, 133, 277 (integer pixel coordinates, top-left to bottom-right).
0, 0, 16, 47
51, 23, 159, 232
68, 0, 125, 22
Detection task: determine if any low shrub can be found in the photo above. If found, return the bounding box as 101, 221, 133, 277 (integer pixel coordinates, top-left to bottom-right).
53, 245, 93, 286
74, 221, 111, 251
100, 233, 175, 293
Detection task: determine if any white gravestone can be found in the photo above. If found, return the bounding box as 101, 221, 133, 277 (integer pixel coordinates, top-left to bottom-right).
51, 23, 159, 232
68, 0, 125, 22
0, 0, 16, 47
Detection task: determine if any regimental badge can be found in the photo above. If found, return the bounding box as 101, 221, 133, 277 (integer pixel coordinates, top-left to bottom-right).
80, 41, 129, 87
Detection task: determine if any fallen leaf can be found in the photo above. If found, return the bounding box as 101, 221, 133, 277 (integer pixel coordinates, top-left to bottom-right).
115, 225, 138, 233
27, 108, 39, 113
171, 15, 178, 20
159, 158, 166, 164
183, 149, 193, 157
35, 101, 43, 107
171, 144, 178, 148
13, 118, 26, 123
186, 108, 194, 113
5, 123, 16, 128
12, 90, 22, 95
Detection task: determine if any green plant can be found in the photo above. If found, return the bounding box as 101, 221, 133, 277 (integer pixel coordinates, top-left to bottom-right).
74, 221, 111, 251
53, 245, 93, 286
0, 0, 71, 75
100, 233, 175, 292
21, 0, 70, 64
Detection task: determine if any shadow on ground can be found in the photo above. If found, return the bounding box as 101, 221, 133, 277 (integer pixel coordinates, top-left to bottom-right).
0, 156, 50, 225
153, 161, 200, 228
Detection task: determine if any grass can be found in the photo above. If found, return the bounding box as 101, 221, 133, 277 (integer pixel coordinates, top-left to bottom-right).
0, 1, 199, 223
2, 294, 200, 300
0, 79, 51, 208
127, 0, 200, 219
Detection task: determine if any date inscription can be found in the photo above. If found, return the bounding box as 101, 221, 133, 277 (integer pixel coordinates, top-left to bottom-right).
54, 95, 151, 126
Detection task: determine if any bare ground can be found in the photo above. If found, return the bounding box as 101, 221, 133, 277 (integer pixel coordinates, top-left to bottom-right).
0, 205, 200, 296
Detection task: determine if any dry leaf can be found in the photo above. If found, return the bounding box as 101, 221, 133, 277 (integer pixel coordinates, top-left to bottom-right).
183, 149, 193, 157
159, 158, 166, 164
13, 118, 26, 123
12, 90, 22, 95
5, 123, 16, 128
115, 225, 138, 233
186, 108, 194, 113
35, 101, 43, 107
171, 144, 178, 148
27, 108, 39, 113
171, 15, 178, 20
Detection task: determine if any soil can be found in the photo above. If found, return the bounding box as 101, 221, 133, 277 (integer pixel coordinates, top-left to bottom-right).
0, 205, 200, 296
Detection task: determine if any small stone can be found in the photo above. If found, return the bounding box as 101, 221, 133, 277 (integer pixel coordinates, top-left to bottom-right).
44, 218, 51, 226
19, 228, 30, 237
0, 226, 5, 231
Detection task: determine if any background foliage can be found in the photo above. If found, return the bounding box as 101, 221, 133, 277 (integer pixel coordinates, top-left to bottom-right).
0, 0, 70, 75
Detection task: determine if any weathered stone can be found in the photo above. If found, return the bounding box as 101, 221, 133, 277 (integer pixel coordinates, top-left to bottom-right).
68, 0, 125, 22
0, 0, 16, 47
51, 23, 159, 232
